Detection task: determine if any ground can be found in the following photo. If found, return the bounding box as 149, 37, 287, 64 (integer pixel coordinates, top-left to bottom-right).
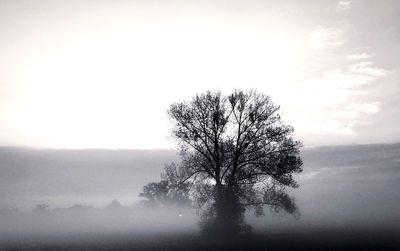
1, 229, 398, 251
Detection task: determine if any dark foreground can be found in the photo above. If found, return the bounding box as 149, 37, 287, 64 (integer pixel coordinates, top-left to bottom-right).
1, 229, 399, 251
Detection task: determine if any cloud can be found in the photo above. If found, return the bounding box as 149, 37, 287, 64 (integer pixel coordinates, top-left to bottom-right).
347, 102, 380, 114
346, 53, 374, 60
309, 27, 344, 49
350, 61, 387, 77
316, 120, 356, 136
289, 64, 385, 137
337, 1, 352, 11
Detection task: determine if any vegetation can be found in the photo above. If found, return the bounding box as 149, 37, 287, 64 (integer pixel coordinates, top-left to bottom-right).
139, 179, 191, 207
141, 89, 303, 236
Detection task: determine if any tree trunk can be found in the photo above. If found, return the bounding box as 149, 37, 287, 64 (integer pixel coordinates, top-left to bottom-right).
200, 183, 251, 237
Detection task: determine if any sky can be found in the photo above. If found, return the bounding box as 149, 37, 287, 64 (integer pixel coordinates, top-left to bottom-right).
0, 0, 399, 149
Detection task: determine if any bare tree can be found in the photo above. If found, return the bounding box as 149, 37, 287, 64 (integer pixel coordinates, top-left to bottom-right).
166, 90, 303, 235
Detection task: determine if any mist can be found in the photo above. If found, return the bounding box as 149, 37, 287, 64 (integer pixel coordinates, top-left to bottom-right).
0, 148, 176, 208
0, 143, 399, 249
0, 203, 198, 245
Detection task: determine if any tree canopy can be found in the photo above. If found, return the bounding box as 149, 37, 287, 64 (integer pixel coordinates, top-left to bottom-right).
143, 89, 303, 235
139, 178, 191, 207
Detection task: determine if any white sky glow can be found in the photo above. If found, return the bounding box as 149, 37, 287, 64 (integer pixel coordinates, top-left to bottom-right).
0, 0, 398, 149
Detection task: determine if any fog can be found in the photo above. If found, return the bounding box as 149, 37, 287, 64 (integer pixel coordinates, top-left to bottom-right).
0, 144, 399, 248
0, 204, 198, 243
0, 148, 176, 208
250, 143, 400, 233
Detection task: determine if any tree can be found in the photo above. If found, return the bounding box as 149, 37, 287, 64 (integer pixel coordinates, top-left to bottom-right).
166, 90, 303, 236
139, 177, 192, 207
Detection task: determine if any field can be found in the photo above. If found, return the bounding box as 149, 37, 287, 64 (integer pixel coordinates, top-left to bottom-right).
1, 229, 399, 251
0, 143, 399, 250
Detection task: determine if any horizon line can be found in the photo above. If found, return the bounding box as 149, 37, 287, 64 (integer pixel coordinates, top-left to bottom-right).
0, 140, 399, 151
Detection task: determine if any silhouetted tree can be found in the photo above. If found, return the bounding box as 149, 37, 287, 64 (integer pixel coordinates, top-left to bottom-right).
166, 90, 303, 236
140, 178, 191, 207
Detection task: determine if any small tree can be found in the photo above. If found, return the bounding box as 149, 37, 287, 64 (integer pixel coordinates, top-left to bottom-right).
166, 90, 303, 235
140, 177, 191, 207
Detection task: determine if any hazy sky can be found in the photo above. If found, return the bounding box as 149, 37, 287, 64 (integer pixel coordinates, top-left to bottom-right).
0, 0, 399, 149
